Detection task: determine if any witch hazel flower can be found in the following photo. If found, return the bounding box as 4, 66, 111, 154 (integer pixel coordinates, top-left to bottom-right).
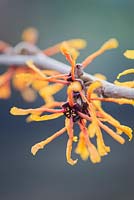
10, 38, 133, 165
0, 27, 86, 102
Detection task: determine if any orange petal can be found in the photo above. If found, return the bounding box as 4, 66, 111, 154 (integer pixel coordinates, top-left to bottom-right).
21, 27, 38, 44
31, 127, 66, 155
0, 82, 11, 99
43, 39, 86, 56
99, 121, 125, 144
67, 81, 82, 106
82, 38, 118, 68
30, 113, 63, 121
65, 118, 78, 165
60, 42, 76, 80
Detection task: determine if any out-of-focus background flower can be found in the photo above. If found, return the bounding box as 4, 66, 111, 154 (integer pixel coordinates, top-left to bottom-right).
0, 0, 134, 200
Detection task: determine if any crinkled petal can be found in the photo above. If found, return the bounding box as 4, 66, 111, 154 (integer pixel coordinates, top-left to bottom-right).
31, 127, 66, 155
117, 68, 134, 80
75, 132, 89, 160
65, 118, 78, 165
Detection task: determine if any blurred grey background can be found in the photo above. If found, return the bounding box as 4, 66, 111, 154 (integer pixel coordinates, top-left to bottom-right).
0, 0, 134, 200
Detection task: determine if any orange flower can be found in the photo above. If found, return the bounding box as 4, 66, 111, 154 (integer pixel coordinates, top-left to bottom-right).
0, 27, 86, 102
10, 38, 133, 165
0, 66, 14, 99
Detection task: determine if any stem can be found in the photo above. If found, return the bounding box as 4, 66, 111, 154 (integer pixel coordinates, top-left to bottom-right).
0, 53, 134, 99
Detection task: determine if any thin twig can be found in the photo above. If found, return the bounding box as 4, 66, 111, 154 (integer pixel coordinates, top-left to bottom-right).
0, 53, 134, 99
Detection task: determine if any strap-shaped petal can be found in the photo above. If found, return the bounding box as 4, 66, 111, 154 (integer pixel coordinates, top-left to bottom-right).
98, 121, 125, 144
117, 68, 134, 80
60, 42, 76, 80
31, 127, 66, 155
75, 132, 89, 160
79, 120, 101, 163
124, 50, 134, 59
65, 118, 78, 165
82, 38, 118, 68
30, 113, 63, 121
43, 39, 86, 56
114, 80, 134, 88
10, 106, 63, 116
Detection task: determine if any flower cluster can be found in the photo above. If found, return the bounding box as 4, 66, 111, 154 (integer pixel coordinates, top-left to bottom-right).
10, 38, 133, 165
0, 27, 86, 102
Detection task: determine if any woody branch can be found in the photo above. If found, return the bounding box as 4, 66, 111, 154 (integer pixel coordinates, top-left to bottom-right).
0, 53, 134, 99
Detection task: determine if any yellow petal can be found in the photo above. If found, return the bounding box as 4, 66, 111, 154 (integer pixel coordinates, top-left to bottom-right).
10, 107, 31, 115
32, 79, 48, 90
88, 122, 96, 138
96, 97, 134, 106
79, 120, 101, 163
88, 144, 101, 163
97, 137, 110, 156
114, 80, 134, 88
65, 118, 78, 165
114, 98, 134, 105
40, 83, 64, 96
43, 39, 86, 56
118, 125, 133, 141
13, 73, 32, 90
124, 50, 134, 59
117, 68, 134, 80
67, 39, 87, 49
100, 38, 119, 51
75, 132, 89, 160
87, 81, 102, 99
10, 106, 58, 116
88, 102, 110, 157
